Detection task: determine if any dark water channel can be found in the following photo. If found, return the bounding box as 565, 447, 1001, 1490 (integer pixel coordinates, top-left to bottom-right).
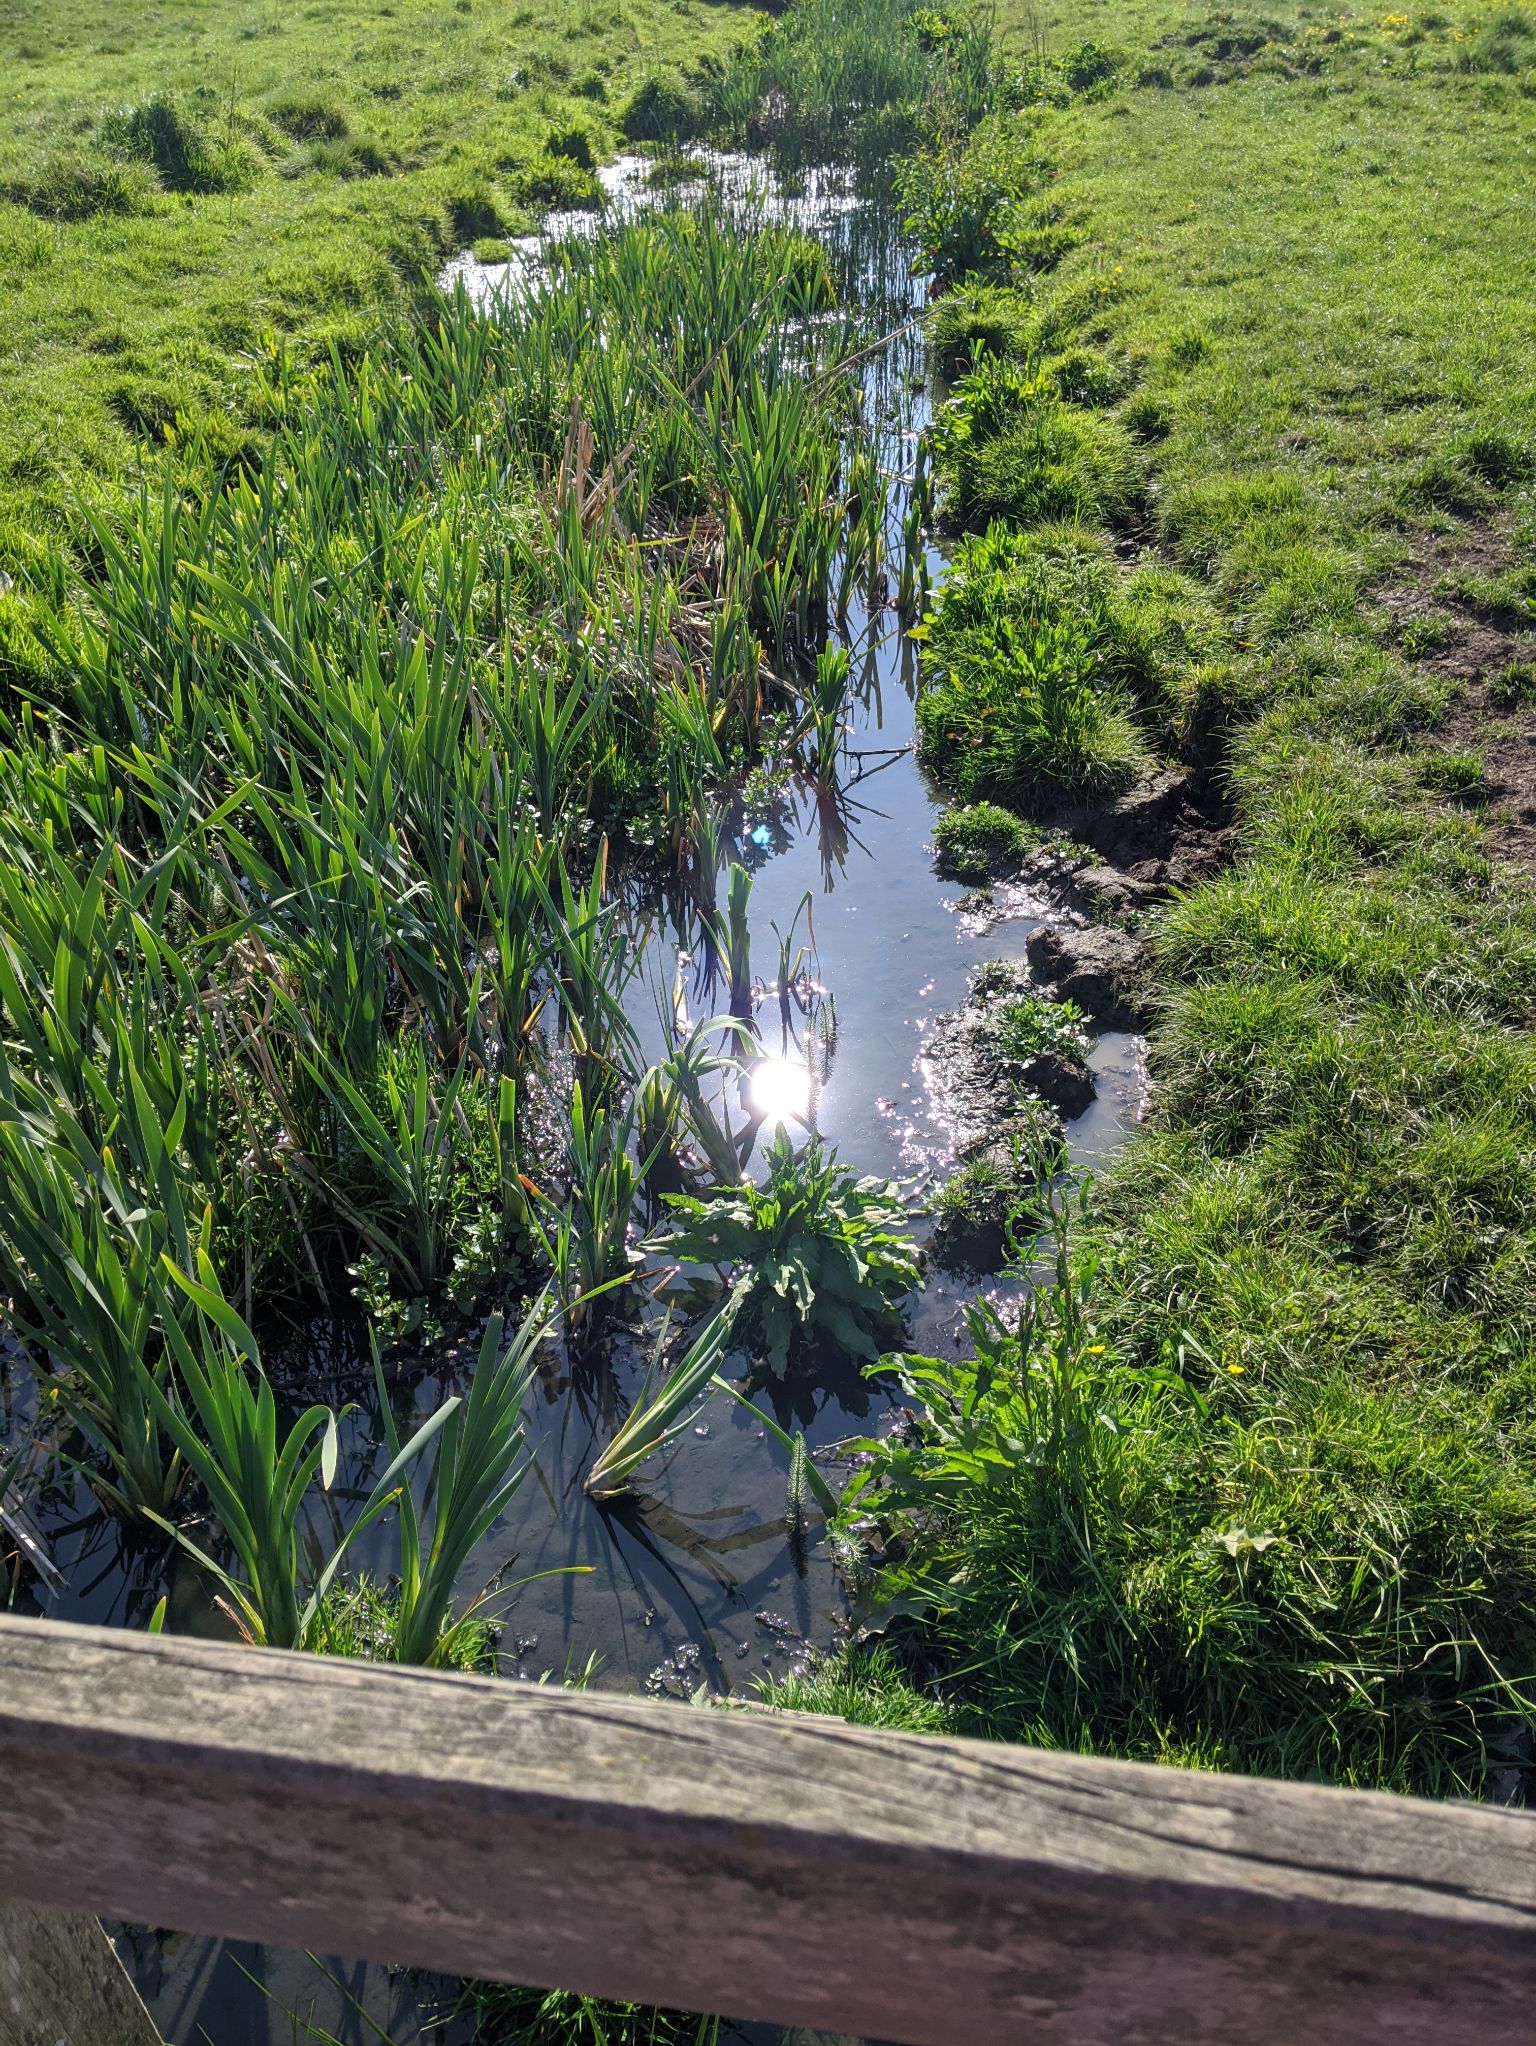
3, 152, 1146, 2046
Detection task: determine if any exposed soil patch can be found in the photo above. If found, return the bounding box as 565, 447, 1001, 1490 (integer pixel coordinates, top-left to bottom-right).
921, 960, 1097, 1155
1430, 681, 1536, 877
1378, 522, 1536, 683
1025, 921, 1150, 1029
970, 767, 1231, 929
1058, 765, 1233, 890
1378, 523, 1536, 875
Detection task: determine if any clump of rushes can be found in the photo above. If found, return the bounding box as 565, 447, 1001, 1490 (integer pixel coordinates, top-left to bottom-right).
932, 800, 1033, 881
139, 1248, 459, 1651
711, 0, 998, 173
915, 525, 1149, 811
310, 1574, 495, 1670
930, 348, 1142, 531
506, 152, 602, 210
660, 1131, 920, 1376
584, 1290, 742, 1500
619, 70, 704, 143
0, 203, 883, 1383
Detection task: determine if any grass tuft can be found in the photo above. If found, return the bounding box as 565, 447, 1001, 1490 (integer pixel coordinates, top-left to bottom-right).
931, 799, 1034, 881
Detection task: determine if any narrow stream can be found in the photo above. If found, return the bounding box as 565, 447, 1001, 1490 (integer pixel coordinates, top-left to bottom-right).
4, 148, 1147, 2046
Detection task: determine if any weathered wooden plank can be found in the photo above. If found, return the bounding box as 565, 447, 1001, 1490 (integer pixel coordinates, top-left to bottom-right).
0, 1614, 1533, 2046
0, 1896, 164, 2046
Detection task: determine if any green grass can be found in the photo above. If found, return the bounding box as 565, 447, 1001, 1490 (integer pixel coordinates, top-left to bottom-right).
849, 1250, 1536, 1789
0, 0, 754, 557
760, 1644, 954, 1730
928, 1105, 1064, 1270
450, 1981, 722, 2045
931, 798, 1035, 880
833, 0, 1536, 1796
913, 522, 1157, 810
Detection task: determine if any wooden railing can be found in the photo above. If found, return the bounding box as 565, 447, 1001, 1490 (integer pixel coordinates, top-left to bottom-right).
1, 1613, 1534, 2045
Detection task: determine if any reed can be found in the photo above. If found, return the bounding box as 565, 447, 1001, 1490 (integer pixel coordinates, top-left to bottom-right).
372, 1297, 578, 1667
0, 138, 910, 1661
584, 1289, 745, 1501
143, 1246, 457, 1650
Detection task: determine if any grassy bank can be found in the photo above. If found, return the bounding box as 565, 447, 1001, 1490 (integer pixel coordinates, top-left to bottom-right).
0, 0, 752, 558
815, 0, 1536, 1795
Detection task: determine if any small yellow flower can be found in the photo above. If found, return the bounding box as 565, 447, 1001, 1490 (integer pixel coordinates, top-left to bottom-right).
1226, 1362, 1246, 1375
1087, 1344, 1105, 1354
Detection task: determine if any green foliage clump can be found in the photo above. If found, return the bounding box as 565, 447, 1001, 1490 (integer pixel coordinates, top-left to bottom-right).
1014, 38, 1129, 106
661, 1130, 920, 1375
762, 1644, 953, 1730
927, 283, 1038, 377
619, 70, 704, 142
452, 1981, 719, 2045
932, 350, 1142, 530
507, 151, 603, 210
264, 94, 351, 141
99, 92, 259, 195
713, 0, 996, 172
931, 799, 1032, 880
915, 525, 1150, 812
1046, 343, 1130, 407
10, 148, 159, 222
929, 1110, 1064, 1270
1401, 427, 1533, 519
310, 1573, 495, 1669
0, 589, 58, 701
844, 1197, 1536, 1793
446, 180, 511, 241
992, 992, 1092, 1066
1489, 658, 1536, 708
546, 121, 597, 169
284, 134, 399, 181
1109, 561, 1239, 758
898, 115, 1050, 283
1416, 748, 1487, 801
1457, 3, 1536, 75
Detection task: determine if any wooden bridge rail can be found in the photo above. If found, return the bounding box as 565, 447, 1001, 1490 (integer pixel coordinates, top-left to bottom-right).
0, 1614, 1533, 2046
